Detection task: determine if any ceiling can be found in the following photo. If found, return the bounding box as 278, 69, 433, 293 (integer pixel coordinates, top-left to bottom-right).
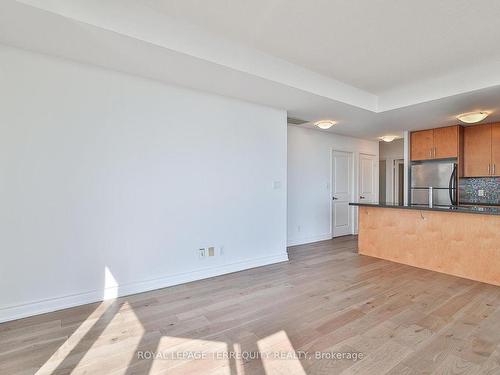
3, 0, 500, 139
143, 0, 500, 94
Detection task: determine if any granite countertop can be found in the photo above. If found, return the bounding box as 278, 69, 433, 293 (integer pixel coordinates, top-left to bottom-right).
460, 202, 500, 207
349, 202, 500, 216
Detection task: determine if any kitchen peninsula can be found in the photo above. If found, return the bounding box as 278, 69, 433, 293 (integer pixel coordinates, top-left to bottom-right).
350, 202, 500, 286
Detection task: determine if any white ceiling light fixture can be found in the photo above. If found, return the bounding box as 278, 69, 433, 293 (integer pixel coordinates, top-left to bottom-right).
314, 120, 336, 129
457, 111, 489, 124
380, 135, 398, 142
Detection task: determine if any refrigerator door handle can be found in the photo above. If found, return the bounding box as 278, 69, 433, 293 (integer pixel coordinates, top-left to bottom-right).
449, 164, 457, 205
448, 169, 453, 204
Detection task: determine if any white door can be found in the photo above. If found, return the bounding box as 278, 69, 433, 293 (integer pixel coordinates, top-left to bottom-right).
332, 151, 353, 237
359, 154, 377, 203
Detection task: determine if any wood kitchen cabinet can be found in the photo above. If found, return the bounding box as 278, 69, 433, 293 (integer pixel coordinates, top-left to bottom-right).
411, 129, 434, 160
492, 123, 500, 176
464, 123, 500, 177
434, 126, 460, 159
411, 125, 459, 161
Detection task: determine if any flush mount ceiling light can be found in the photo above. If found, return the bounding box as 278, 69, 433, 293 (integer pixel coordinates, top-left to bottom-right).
457, 111, 489, 124
314, 120, 336, 129
380, 135, 398, 142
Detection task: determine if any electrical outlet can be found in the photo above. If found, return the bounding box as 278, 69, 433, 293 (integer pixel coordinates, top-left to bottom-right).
219, 246, 225, 256
478, 189, 485, 197
208, 247, 215, 256
198, 248, 206, 259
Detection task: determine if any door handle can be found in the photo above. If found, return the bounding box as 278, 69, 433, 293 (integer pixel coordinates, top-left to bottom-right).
488, 164, 491, 175
360, 196, 366, 199
332, 197, 338, 200
494, 164, 496, 175
429, 149, 432, 158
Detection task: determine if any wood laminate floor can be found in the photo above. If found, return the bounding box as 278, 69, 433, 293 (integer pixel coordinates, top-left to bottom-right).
1, 236, 500, 374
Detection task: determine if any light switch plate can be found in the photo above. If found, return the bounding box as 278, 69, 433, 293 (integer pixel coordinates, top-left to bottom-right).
478, 189, 485, 197
198, 248, 206, 259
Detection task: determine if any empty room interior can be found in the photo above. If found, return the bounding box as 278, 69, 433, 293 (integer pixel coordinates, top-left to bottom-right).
2, 1, 500, 374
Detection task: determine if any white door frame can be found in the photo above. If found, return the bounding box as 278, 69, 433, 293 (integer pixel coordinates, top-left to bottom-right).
393, 159, 404, 205
330, 149, 355, 237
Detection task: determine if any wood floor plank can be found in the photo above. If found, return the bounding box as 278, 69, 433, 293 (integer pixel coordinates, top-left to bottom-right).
1, 236, 500, 374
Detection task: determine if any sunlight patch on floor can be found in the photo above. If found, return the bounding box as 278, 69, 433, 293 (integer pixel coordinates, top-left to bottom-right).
147, 336, 231, 374
257, 330, 306, 375
34, 302, 110, 374
35, 300, 145, 375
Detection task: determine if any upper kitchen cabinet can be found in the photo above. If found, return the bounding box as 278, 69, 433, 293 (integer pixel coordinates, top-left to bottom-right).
434, 126, 460, 159
411, 125, 460, 161
411, 129, 434, 160
491, 123, 500, 176
464, 123, 496, 177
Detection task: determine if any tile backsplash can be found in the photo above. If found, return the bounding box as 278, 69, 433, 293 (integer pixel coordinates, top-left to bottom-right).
459, 177, 500, 205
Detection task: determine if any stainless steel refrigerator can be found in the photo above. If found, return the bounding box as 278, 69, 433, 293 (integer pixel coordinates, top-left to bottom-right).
411, 161, 457, 206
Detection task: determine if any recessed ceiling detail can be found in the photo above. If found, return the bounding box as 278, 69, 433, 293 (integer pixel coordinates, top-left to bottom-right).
4, 0, 500, 139
143, 0, 500, 95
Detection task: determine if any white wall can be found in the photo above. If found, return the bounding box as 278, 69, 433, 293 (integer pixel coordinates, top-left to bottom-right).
0, 45, 288, 322
379, 139, 404, 203
287, 125, 379, 246
379, 139, 404, 160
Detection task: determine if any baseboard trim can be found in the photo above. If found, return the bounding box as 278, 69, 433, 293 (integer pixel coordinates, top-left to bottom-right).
287, 233, 332, 247
0, 252, 289, 324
